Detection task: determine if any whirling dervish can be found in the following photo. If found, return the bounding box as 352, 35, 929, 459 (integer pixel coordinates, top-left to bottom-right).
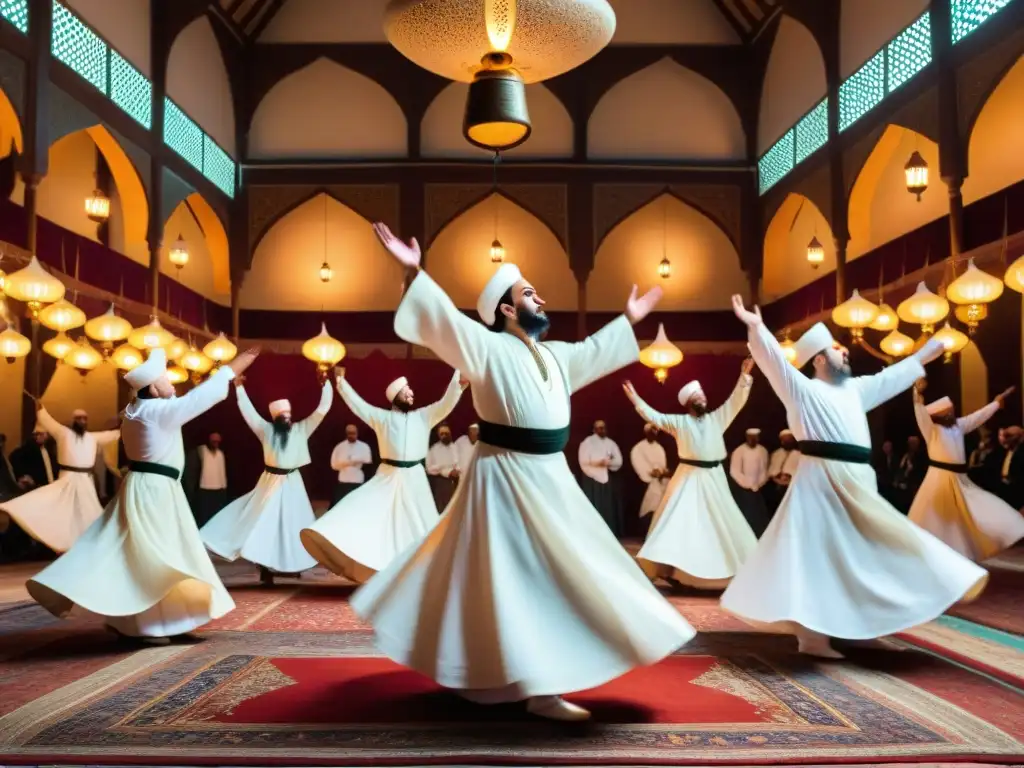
201, 378, 332, 584
27, 347, 258, 643
908, 381, 1024, 561
300, 368, 465, 583
722, 296, 988, 659
0, 405, 118, 553
350, 223, 695, 723
623, 358, 758, 589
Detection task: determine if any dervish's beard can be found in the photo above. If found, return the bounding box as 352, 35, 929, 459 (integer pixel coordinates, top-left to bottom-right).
518, 306, 550, 340
393, 399, 412, 413
272, 417, 292, 448
688, 403, 707, 418
933, 413, 956, 428
827, 357, 852, 379
72, 422, 87, 437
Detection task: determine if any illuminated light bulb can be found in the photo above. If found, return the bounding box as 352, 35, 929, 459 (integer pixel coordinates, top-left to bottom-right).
38, 298, 86, 332
831, 289, 880, 340
203, 332, 237, 364
806, 236, 825, 268
64, 338, 102, 375
128, 318, 175, 350
112, 344, 144, 371
904, 151, 929, 201
42, 331, 76, 360
3, 255, 65, 316
879, 328, 914, 357
868, 303, 899, 332
639, 324, 683, 383
489, 240, 505, 264
0, 326, 31, 362
896, 281, 948, 333
166, 365, 189, 385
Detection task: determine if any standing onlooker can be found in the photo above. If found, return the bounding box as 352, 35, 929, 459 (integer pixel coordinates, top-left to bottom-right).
329, 424, 373, 506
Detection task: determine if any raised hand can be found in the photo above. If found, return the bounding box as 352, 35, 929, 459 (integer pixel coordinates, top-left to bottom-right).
741, 357, 754, 376
228, 347, 260, 378
731, 295, 762, 328
915, 336, 946, 366
372, 222, 421, 269
625, 284, 663, 325
622, 380, 638, 402
335, 366, 346, 381
997, 386, 1016, 406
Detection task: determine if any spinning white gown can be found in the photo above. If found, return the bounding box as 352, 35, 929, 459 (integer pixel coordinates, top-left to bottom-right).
300, 373, 464, 583
0, 408, 118, 552
201, 382, 332, 573
27, 367, 236, 637
909, 396, 1024, 561
351, 273, 695, 700
631, 374, 758, 588
721, 323, 988, 639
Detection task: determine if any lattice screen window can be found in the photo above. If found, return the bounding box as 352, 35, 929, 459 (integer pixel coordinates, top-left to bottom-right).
0, 0, 28, 33
51, 1, 107, 92
164, 98, 204, 171
888, 13, 931, 92
795, 98, 828, 165
951, 0, 1013, 43
839, 51, 885, 132
759, 130, 794, 195
203, 135, 235, 198
110, 51, 151, 129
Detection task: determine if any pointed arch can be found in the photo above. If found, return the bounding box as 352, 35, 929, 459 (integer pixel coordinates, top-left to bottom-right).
250, 57, 406, 159
963, 54, 1024, 205
167, 15, 235, 154
161, 192, 230, 302
840, 0, 928, 79
591, 194, 745, 312
427, 193, 576, 311
243, 192, 405, 311
848, 124, 943, 260
759, 15, 827, 154
763, 193, 836, 301
0, 84, 23, 159
588, 57, 746, 161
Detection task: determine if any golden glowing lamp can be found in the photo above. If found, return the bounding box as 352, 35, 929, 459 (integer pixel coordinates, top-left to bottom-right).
163, 337, 189, 362
84, 188, 111, 223
896, 281, 948, 333
904, 151, 929, 201
931, 322, 969, 363
64, 338, 102, 375
111, 343, 144, 371
945, 258, 1003, 335
302, 322, 346, 381
780, 335, 798, 366
166, 365, 189, 385
879, 328, 914, 357
490, 239, 505, 264
1003, 254, 1024, 293
869, 303, 899, 332
84, 305, 132, 354
2, 255, 65, 316
954, 302, 988, 331
0, 326, 31, 362
638, 323, 683, 384
38, 298, 86, 332
180, 345, 213, 372
806, 236, 825, 268
203, 332, 237, 364
168, 238, 189, 270
319, 261, 333, 283
0, 268, 6, 295
658, 256, 671, 279
831, 289, 880, 340
42, 332, 75, 360
128, 318, 175, 350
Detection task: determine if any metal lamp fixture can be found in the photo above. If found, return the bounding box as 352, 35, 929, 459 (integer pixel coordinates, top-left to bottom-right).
638, 323, 683, 384
168, 238, 189, 270
84, 305, 132, 356
84, 188, 110, 223
896, 281, 948, 334
302, 322, 346, 382
831, 289, 880, 340
0, 326, 30, 362
945, 258, 1003, 335
806, 236, 825, 269
904, 151, 929, 201
3, 256, 65, 317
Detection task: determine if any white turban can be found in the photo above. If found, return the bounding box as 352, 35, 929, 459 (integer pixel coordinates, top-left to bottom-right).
926, 396, 954, 416
792, 322, 835, 369
386, 377, 408, 403
677, 380, 703, 406
477, 263, 522, 325
72, 409, 87, 418
269, 399, 291, 418
746, 428, 761, 436
124, 348, 167, 392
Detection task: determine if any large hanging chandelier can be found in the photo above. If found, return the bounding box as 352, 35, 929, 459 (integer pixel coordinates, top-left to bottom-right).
203, 332, 237, 364
896, 281, 948, 334
931, 322, 969, 363
64, 338, 102, 376
945, 258, 1003, 335
128, 317, 175, 350
3, 256, 65, 317
384, 0, 615, 151
85, 188, 110, 223
111, 343, 144, 371
831, 289, 880, 340
302, 322, 346, 381
84, 304, 132, 355
38, 298, 86, 333
42, 331, 75, 360
0, 326, 30, 362
638, 323, 683, 384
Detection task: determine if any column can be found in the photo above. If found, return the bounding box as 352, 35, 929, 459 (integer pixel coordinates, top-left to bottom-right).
22, 0, 53, 253
834, 236, 848, 303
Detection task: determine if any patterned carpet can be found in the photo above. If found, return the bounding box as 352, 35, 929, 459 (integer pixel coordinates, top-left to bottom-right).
0, 564, 1022, 766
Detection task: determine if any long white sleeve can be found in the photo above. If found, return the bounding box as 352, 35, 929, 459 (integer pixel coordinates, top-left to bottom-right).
157, 367, 235, 428
235, 385, 268, 436
337, 376, 386, 432
748, 322, 805, 409
710, 374, 753, 432
957, 399, 1001, 435
913, 394, 934, 443
851, 356, 926, 413
545, 315, 639, 395
423, 371, 464, 428
35, 408, 70, 441
300, 380, 334, 436
628, 391, 680, 435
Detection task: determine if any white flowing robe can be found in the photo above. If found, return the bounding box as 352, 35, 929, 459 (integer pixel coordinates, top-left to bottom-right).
630, 439, 668, 518
908, 397, 1024, 561
301, 372, 463, 583
0, 408, 118, 552
578, 435, 623, 484
350, 272, 695, 700
201, 382, 332, 573
720, 323, 988, 639
27, 369, 237, 637
632, 375, 758, 588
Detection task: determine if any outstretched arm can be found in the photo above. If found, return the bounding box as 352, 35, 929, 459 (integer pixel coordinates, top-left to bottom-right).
622, 381, 678, 434
424, 371, 466, 428
958, 387, 1013, 434
235, 385, 268, 436
91, 428, 121, 447
35, 407, 70, 440
712, 359, 755, 430
733, 296, 804, 409
300, 380, 333, 435
853, 337, 943, 412
336, 371, 387, 432
911, 382, 934, 442
159, 368, 235, 428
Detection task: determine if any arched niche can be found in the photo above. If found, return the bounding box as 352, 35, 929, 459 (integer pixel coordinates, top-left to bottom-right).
963, 55, 1024, 206
162, 193, 230, 302
167, 16, 235, 154
588, 58, 746, 161
608, 0, 739, 44
257, 0, 388, 43
420, 82, 572, 159
65, 0, 151, 76
243, 193, 405, 311
848, 124, 944, 260
763, 193, 836, 301
759, 15, 827, 154
591, 194, 745, 311
427, 193, 576, 311
32, 126, 149, 263
0, 84, 23, 159
250, 58, 406, 159
840, 0, 928, 79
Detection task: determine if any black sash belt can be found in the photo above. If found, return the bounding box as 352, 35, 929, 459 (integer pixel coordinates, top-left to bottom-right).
930, 460, 968, 474
59, 465, 93, 473
479, 421, 569, 455
128, 461, 181, 480
678, 457, 724, 469
381, 458, 425, 468
264, 466, 297, 475
797, 440, 872, 464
